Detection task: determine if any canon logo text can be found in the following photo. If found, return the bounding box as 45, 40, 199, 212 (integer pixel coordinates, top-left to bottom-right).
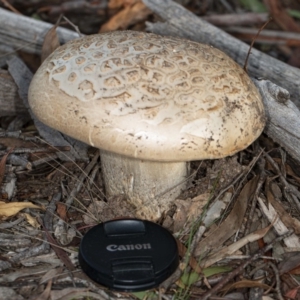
106, 243, 151, 252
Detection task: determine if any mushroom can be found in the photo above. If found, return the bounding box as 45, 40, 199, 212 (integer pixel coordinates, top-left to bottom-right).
28, 31, 265, 220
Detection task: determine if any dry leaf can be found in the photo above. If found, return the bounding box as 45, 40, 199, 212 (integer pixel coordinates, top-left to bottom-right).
176, 239, 202, 273
100, 1, 151, 32
56, 202, 67, 221
0, 201, 43, 220
195, 176, 259, 256
20, 212, 41, 228
284, 286, 300, 299
41, 23, 60, 63
279, 252, 300, 275
201, 223, 273, 268
0, 148, 13, 186
266, 180, 300, 235
39, 267, 64, 284
108, 0, 137, 9
225, 279, 272, 292
35, 279, 52, 300
189, 193, 210, 221
43, 229, 75, 271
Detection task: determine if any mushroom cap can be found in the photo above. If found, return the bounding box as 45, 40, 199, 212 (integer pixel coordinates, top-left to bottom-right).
28, 31, 265, 162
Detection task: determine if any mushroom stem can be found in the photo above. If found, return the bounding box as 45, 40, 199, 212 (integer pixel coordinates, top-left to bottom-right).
100, 150, 189, 220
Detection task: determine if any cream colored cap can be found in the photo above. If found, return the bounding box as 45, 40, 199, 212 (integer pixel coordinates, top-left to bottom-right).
28, 31, 265, 162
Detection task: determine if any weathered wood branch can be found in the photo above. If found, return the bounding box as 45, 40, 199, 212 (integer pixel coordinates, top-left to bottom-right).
0, 7, 80, 56
0, 70, 27, 116
142, 0, 300, 109
253, 79, 300, 162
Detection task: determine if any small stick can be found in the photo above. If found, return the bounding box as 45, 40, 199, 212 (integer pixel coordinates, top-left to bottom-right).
268, 262, 284, 300
0, 146, 70, 156
243, 18, 272, 72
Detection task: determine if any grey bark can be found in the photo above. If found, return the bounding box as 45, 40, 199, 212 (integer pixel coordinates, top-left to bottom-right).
254, 79, 300, 163
0, 70, 27, 116
0, 7, 80, 56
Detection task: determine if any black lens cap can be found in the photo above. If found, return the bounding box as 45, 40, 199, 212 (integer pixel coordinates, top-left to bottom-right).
79, 219, 179, 292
